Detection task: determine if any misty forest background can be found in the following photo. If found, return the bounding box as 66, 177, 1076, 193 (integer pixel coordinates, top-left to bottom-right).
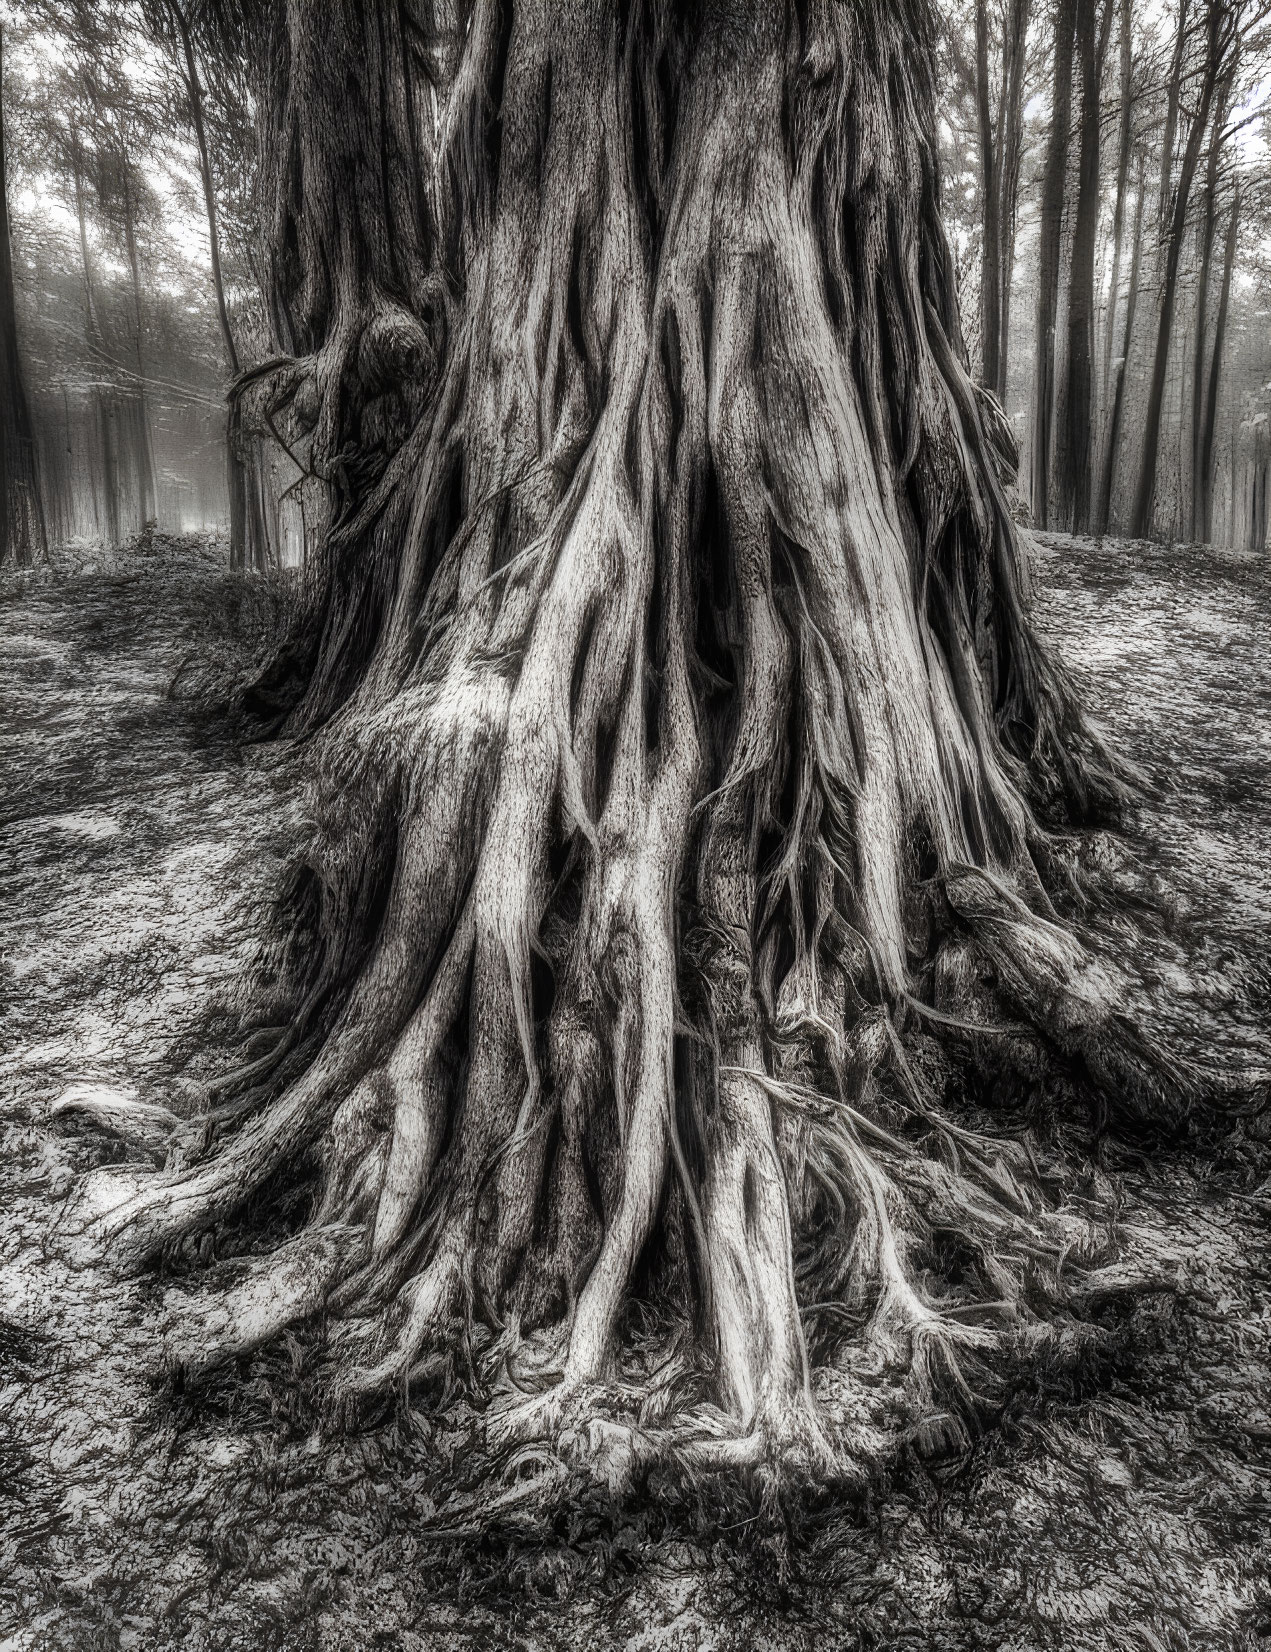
2, 0, 1271, 569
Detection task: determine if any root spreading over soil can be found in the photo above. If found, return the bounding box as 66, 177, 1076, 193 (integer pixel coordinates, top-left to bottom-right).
1, 532, 1268, 1649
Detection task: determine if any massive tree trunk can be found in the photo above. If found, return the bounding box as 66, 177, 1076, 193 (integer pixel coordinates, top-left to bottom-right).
68, 0, 1183, 1480
0, 20, 47, 566
1031, 0, 1077, 528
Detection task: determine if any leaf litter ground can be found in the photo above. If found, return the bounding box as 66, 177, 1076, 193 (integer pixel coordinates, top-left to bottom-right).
0, 531, 1268, 1652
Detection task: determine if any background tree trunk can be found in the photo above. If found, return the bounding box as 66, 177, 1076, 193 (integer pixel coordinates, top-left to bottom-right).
1130, 0, 1227, 541
232, 0, 440, 692
0, 19, 47, 565
1156, 0, 1191, 237
1198, 188, 1239, 544
1100, 0, 1135, 409
1055, 0, 1110, 534
1189, 70, 1233, 543
1031, 0, 1077, 528
166, 0, 258, 572
69, 122, 119, 546
976, 0, 1002, 393
995, 0, 1032, 403
119, 161, 158, 530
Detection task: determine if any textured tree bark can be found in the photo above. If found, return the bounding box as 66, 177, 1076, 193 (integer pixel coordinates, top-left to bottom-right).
1030, 0, 1076, 528
230, 0, 443, 684
66, 0, 1185, 1481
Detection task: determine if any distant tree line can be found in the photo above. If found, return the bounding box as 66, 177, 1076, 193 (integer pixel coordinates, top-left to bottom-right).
0, 0, 295, 568
943, 0, 1271, 547
2, 0, 1270, 566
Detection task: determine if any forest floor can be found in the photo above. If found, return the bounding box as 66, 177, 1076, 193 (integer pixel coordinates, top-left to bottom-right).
0, 531, 1269, 1652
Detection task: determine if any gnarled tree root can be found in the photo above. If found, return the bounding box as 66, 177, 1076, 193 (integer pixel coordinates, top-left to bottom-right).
57, 0, 1202, 1486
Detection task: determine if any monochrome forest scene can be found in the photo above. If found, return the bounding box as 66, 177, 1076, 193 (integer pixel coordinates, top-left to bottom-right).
1, 0, 1269, 1647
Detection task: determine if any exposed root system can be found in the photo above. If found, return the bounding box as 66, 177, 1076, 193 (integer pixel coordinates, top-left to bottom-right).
60, 1, 1204, 1483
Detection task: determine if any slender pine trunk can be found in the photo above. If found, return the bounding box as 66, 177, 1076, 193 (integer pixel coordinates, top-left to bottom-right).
168, 0, 254, 570
120, 164, 158, 531
1189, 179, 1218, 544
1129, 0, 1226, 541
1030, 0, 1077, 527
1189, 71, 1233, 543
70, 125, 114, 545
0, 20, 47, 565
98, 397, 121, 550
975, 0, 1002, 392
1056, 0, 1105, 534
1101, 0, 1134, 408
1098, 145, 1146, 534
1156, 0, 1191, 238
995, 0, 1031, 402
1198, 188, 1239, 544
